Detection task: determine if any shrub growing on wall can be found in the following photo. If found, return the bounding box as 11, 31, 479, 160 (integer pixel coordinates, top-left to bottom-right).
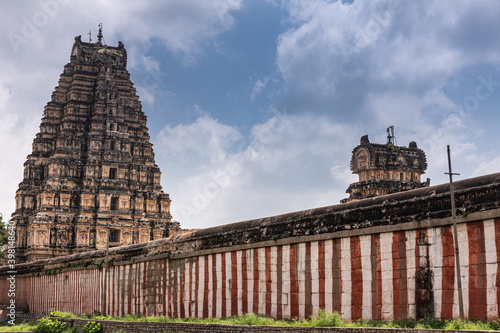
35, 317, 68, 333
82, 321, 103, 333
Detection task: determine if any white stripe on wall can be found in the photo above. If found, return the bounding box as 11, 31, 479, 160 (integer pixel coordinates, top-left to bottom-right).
324, 239, 333, 314
455, 223, 469, 318
341, 237, 351, 321
406, 230, 417, 319
311, 241, 319, 314
483, 219, 498, 319
380, 232, 393, 320
429, 227, 443, 319
360, 234, 372, 319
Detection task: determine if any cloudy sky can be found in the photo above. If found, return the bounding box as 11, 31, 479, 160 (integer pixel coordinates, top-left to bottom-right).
1, 0, 499, 228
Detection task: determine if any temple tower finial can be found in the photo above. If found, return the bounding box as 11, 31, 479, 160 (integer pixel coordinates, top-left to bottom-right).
97, 23, 103, 44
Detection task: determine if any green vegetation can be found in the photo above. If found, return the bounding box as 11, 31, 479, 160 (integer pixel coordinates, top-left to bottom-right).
81, 321, 102, 333
34, 317, 68, 333
2, 310, 498, 332
0, 214, 10, 259
46, 310, 500, 330
0, 322, 37, 331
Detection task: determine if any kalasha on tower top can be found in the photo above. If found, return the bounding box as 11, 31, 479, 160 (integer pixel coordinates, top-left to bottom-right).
13, 26, 179, 263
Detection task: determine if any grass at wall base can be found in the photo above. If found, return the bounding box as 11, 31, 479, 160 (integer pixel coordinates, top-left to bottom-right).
1, 310, 500, 332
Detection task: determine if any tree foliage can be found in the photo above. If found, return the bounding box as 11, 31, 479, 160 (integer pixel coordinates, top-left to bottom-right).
0, 214, 11, 259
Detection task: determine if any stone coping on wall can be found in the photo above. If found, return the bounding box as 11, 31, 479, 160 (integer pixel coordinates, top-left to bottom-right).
54, 317, 500, 333
2, 172, 500, 276
171, 172, 500, 251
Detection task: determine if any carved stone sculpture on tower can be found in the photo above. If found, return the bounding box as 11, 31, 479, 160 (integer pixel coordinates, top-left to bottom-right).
342, 127, 430, 203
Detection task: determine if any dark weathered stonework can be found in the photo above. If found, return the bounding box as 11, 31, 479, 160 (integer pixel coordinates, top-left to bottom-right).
343, 133, 430, 202
2, 173, 500, 321
8, 172, 496, 272
170, 172, 500, 255
12, 32, 178, 263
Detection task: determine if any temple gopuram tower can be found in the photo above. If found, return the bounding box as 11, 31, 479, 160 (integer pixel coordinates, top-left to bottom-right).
13, 28, 178, 263
342, 126, 430, 202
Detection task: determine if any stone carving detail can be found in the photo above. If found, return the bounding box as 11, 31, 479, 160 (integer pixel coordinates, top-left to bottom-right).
12, 32, 180, 263
342, 130, 430, 202
36, 228, 49, 246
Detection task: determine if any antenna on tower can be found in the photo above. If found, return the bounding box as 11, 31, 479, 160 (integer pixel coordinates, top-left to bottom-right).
387, 125, 397, 145
88, 30, 92, 43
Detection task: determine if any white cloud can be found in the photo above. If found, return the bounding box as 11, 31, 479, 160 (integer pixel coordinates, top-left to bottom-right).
250, 76, 269, 101
276, 0, 500, 114
156, 112, 360, 228
155, 113, 242, 164
472, 157, 500, 177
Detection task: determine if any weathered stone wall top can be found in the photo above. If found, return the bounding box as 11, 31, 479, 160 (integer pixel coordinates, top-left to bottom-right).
4, 172, 500, 275
174, 172, 500, 251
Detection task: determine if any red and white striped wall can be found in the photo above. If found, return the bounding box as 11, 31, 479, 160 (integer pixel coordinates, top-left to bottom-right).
2, 218, 499, 320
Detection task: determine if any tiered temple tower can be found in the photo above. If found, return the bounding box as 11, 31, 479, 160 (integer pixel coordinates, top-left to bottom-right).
13, 30, 178, 263
342, 127, 430, 202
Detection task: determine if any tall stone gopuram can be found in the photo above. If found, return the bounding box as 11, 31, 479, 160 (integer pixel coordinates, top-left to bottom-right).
13, 29, 177, 263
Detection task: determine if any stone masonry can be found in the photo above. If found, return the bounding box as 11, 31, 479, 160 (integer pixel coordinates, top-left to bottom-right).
343, 127, 430, 202
12, 29, 178, 263
2, 173, 500, 321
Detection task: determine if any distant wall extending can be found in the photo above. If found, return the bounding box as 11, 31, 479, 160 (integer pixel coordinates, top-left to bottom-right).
2, 173, 500, 320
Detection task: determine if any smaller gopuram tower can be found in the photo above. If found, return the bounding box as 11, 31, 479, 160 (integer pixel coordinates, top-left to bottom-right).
12, 26, 178, 263
343, 126, 430, 202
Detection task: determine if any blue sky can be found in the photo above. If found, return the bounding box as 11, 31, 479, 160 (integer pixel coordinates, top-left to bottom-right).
0, 0, 499, 228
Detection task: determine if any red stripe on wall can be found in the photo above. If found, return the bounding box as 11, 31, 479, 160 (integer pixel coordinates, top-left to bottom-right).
332, 238, 342, 313
277, 245, 283, 320
350, 236, 363, 320
168, 261, 173, 317
143, 262, 147, 316
188, 259, 192, 317
253, 248, 259, 314
212, 254, 217, 318
128, 266, 132, 315
112, 266, 116, 316
165, 260, 169, 317
318, 240, 326, 310
371, 234, 382, 320
173, 262, 178, 318
290, 243, 299, 319
305, 242, 312, 318
231, 252, 238, 316
195, 257, 199, 317
108, 266, 112, 316
467, 221, 487, 319
203, 255, 209, 318
242, 250, 248, 314
120, 266, 124, 316
180, 260, 186, 318
441, 226, 455, 319
265, 247, 272, 317
392, 231, 407, 318
134, 264, 138, 315
221, 253, 227, 317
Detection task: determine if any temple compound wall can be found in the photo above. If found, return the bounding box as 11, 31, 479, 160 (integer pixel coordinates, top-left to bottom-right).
2, 173, 500, 321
